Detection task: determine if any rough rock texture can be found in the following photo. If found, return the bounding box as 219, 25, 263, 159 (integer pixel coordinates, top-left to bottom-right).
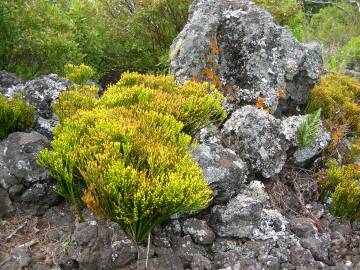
170, 0, 322, 113
22, 74, 72, 137
0, 70, 24, 98
0, 132, 59, 214
192, 141, 249, 202
222, 105, 289, 178
182, 218, 216, 245
220, 106, 330, 177
68, 220, 138, 270
211, 180, 288, 240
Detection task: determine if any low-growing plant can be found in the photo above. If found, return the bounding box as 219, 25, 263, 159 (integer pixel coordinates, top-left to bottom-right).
0, 94, 35, 140
38, 73, 226, 243
64, 64, 97, 85
321, 161, 360, 220
52, 85, 98, 122
298, 109, 321, 148
306, 73, 360, 130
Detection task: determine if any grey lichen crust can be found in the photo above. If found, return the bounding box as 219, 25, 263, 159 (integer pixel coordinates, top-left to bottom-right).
170, 0, 322, 113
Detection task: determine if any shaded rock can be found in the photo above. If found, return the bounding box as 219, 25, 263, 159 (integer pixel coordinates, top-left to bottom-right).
0, 188, 14, 218
170, 0, 322, 113
173, 235, 207, 265
182, 218, 216, 245
211, 181, 287, 240
125, 254, 184, 270
0, 132, 59, 214
0, 70, 24, 98
222, 106, 289, 178
10, 246, 31, 267
289, 217, 318, 238
300, 234, 331, 263
190, 254, 212, 270
68, 220, 137, 270
192, 141, 248, 202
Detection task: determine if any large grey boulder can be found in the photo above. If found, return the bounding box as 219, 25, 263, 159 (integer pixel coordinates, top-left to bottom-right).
221, 105, 289, 178
0, 132, 59, 214
170, 0, 322, 113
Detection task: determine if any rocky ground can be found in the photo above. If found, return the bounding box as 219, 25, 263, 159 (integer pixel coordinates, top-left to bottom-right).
1, 0, 360, 269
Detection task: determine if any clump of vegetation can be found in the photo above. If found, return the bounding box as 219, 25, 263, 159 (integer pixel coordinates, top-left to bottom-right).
321, 161, 360, 221
326, 36, 360, 72
64, 64, 97, 85
298, 109, 321, 148
38, 73, 226, 242
306, 74, 360, 134
305, 1, 360, 71
254, 0, 306, 41
307, 73, 360, 220
0, 94, 35, 140
0, 0, 191, 79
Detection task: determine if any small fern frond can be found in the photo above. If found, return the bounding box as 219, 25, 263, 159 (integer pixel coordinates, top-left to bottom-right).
298, 109, 322, 148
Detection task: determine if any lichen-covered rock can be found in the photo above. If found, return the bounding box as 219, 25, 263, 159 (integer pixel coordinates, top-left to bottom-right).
192, 141, 248, 201
281, 115, 330, 164
211, 180, 287, 240
0, 132, 59, 214
22, 74, 72, 137
68, 220, 137, 270
222, 105, 289, 178
170, 0, 322, 113
182, 218, 216, 245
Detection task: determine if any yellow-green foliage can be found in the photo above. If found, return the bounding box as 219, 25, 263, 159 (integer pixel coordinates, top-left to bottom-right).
64, 64, 96, 85
99, 72, 227, 133
323, 162, 360, 220
38, 73, 226, 242
306, 74, 360, 133
0, 94, 35, 140
53, 85, 98, 122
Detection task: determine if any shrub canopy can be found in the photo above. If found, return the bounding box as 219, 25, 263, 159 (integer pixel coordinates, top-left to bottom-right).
38, 73, 226, 242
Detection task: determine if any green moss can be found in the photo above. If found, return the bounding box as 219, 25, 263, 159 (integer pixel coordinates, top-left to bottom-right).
38, 73, 226, 242
0, 94, 35, 140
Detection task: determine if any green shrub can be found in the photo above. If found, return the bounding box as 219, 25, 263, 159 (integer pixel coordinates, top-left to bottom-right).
321, 161, 360, 220
52, 85, 98, 122
64, 64, 97, 85
0, 94, 35, 140
0, 0, 191, 79
326, 36, 360, 72
305, 1, 360, 70
38, 73, 226, 242
306, 74, 360, 133
254, 0, 306, 41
